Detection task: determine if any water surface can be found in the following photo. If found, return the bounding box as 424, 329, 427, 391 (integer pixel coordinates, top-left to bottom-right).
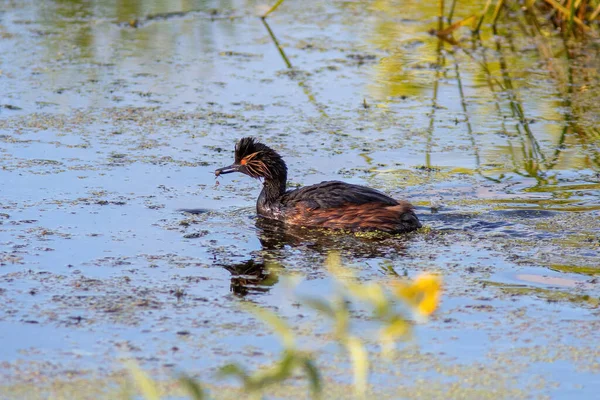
1, 0, 599, 398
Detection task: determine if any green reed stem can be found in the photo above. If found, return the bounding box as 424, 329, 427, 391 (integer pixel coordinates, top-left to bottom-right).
568, 0, 576, 36
439, 0, 445, 30
426, 38, 445, 171
262, 18, 292, 68
491, 0, 504, 29
475, 0, 494, 34
590, 3, 600, 21
262, 0, 286, 19
447, 0, 458, 23
261, 18, 329, 120
497, 33, 548, 180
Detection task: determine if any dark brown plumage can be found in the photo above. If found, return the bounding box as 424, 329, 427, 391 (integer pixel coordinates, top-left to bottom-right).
215, 137, 421, 234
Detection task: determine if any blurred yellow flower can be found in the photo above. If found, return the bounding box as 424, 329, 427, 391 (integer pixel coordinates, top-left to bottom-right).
394, 274, 442, 316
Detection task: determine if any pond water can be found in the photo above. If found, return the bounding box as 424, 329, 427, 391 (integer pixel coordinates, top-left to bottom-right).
0, 0, 599, 398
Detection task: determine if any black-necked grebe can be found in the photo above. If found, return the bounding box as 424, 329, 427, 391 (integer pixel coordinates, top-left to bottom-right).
215, 137, 421, 234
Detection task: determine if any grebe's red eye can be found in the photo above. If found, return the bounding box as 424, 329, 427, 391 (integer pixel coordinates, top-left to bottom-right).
241, 158, 248, 165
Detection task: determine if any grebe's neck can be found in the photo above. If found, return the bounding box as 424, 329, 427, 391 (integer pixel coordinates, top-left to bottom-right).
257, 176, 287, 217
260, 176, 286, 201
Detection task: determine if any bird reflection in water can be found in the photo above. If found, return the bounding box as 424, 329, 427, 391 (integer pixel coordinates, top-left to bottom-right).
222, 258, 279, 296
221, 217, 415, 296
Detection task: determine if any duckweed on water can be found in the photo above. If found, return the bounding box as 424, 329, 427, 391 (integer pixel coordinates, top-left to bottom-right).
549, 264, 600, 276
123, 252, 442, 399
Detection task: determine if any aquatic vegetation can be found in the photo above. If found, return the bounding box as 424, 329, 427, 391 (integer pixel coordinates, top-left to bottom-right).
265, 0, 600, 36
262, 0, 287, 19
127, 361, 163, 400
127, 253, 442, 399
434, 0, 600, 37
485, 281, 600, 307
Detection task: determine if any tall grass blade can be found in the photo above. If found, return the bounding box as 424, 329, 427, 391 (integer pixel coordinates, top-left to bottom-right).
301, 297, 337, 318
346, 336, 368, 397
590, 3, 600, 21
302, 358, 323, 397
219, 364, 249, 382
448, 0, 458, 23
262, 0, 286, 19
245, 303, 296, 349
475, 0, 494, 33
379, 318, 410, 357
542, 0, 590, 30
436, 15, 477, 36
568, 0, 576, 36
438, 0, 445, 31
179, 375, 206, 400
126, 361, 161, 400
491, 0, 505, 28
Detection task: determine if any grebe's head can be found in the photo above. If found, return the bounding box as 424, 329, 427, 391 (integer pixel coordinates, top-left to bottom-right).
215, 137, 287, 182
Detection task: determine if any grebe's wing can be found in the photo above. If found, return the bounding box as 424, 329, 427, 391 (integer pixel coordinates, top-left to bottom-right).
281, 181, 399, 210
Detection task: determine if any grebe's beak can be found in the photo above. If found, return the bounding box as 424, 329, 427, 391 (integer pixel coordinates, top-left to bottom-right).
215, 164, 240, 176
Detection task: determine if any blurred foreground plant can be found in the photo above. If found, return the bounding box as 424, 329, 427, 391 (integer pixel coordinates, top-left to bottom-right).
219, 304, 322, 398
128, 252, 442, 399
305, 252, 442, 395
